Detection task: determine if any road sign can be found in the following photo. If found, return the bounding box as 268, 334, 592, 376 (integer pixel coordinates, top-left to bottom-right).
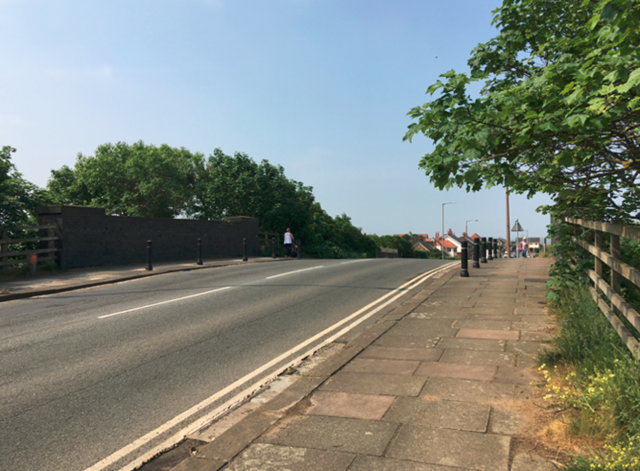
511, 221, 523, 232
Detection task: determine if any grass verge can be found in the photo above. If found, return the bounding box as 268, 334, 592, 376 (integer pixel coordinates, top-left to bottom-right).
539, 284, 640, 470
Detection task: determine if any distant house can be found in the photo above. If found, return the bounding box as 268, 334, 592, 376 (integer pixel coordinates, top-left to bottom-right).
413, 240, 434, 252
527, 237, 541, 250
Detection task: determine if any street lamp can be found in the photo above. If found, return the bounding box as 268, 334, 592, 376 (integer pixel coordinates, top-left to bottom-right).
465, 219, 478, 240
442, 202, 456, 260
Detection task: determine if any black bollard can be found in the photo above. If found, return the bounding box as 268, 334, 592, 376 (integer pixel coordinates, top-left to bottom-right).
481, 237, 488, 263
473, 237, 480, 268
146, 240, 153, 271
488, 237, 493, 260
243, 237, 248, 262
197, 238, 203, 265
460, 240, 469, 277
493, 239, 498, 259
272, 237, 277, 258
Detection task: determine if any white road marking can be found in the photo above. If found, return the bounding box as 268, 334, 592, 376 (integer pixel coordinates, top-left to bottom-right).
86, 262, 456, 471
265, 265, 324, 279
97, 287, 232, 319
340, 259, 371, 264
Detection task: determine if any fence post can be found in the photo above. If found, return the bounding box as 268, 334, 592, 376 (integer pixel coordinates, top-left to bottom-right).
146, 240, 153, 271
26, 253, 37, 275
481, 237, 488, 263
473, 237, 480, 268
243, 238, 248, 262
0, 227, 6, 273
272, 237, 277, 258
460, 241, 469, 277
611, 231, 621, 307
197, 238, 203, 265
488, 237, 493, 260
594, 230, 603, 295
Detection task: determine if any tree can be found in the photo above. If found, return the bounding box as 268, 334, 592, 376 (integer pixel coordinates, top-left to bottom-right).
1, 146, 48, 228
48, 141, 198, 218
404, 0, 640, 223
188, 148, 317, 235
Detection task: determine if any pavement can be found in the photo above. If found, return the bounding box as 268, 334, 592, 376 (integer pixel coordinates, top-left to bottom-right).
1, 256, 555, 470
0, 256, 290, 302
155, 257, 555, 471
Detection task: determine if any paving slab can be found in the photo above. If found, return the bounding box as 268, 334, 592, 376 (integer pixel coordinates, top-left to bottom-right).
225, 443, 355, 471
387, 424, 510, 470
474, 301, 518, 309
438, 349, 516, 367
421, 377, 516, 403
506, 341, 550, 356
489, 407, 525, 435
493, 366, 538, 385
457, 328, 520, 341
511, 453, 557, 471
386, 323, 457, 338
258, 415, 398, 456
342, 358, 420, 375
373, 334, 441, 349
409, 310, 464, 319
414, 362, 496, 382
383, 396, 490, 432
320, 372, 427, 396
519, 331, 554, 342
464, 311, 521, 321
349, 456, 464, 471
436, 337, 506, 352
454, 319, 514, 330
512, 320, 553, 332
306, 391, 395, 420
359, 346, 444, 362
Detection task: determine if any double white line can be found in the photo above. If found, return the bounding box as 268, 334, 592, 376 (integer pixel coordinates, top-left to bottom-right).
86, 262, 456, 471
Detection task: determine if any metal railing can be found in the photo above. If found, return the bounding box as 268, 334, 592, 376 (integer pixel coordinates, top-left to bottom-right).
0, 224, 60, 273
564, 217, 640, 357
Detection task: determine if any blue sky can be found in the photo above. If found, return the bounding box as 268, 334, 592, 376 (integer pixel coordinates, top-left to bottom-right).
1, 0, 551, 240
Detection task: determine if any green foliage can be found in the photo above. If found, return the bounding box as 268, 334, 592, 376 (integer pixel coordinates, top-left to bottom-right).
1, 146, 49, 228
405, 0, 640, 224
540, 284, 640, 469
47, 141, 197, 218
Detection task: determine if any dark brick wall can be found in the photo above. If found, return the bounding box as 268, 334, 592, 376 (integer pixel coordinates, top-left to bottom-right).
37, 205, 260, 269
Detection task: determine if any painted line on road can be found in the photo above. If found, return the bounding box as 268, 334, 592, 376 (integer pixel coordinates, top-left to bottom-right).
265, 265, 324, 279
86, 262, 456, 471
340, 259, 372, 265
97, 287, 232, 319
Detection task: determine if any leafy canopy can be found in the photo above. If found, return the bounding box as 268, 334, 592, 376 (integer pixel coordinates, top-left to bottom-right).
1, 146, 49, 228
405, 0, 640, 223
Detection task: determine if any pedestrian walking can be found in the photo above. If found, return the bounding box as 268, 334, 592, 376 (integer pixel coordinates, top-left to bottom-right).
519, 238, 528, 258
284, 228, 295, 258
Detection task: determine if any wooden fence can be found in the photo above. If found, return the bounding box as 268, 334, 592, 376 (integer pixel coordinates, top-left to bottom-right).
564, 217, 640, 357
0, 224, 60, 273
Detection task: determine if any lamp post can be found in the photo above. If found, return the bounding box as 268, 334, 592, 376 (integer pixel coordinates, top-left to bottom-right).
465, 219, 478, 240
442, 202, 456, 260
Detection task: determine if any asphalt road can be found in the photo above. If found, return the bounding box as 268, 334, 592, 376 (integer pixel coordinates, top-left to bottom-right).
0, 258, 449, 471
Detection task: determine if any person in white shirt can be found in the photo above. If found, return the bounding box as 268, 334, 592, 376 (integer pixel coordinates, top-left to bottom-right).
284, 228, 295, 257
519, 238, 528, 258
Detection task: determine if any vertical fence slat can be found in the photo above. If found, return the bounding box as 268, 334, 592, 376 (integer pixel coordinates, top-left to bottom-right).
595, 230, 603, 295
611, 232, 622, 317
